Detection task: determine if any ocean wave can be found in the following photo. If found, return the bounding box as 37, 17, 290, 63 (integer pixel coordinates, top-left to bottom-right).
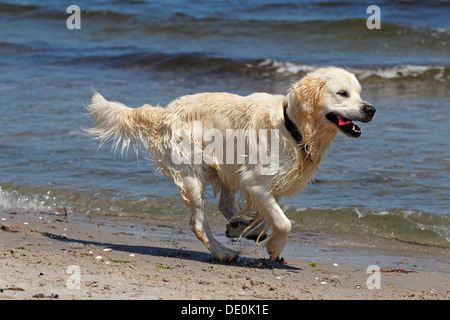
0, 2, 39, 14
256, 59, 449, 82
0, 41, 39, 54
135, 16, 450, 46
0, 186, 55, 213
1, 183, 448, 248
2, 1, 448, 38
0, 183, 185, 218
54, 52, 256, 76
0, 3, 133, 22
56, 51, 449, 83
285, 207, 450, 248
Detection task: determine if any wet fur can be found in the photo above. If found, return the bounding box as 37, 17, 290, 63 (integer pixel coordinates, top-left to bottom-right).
86, 67, 374, 261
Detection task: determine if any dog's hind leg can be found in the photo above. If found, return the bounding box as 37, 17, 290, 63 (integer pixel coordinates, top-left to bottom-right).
180, 174, 239, 262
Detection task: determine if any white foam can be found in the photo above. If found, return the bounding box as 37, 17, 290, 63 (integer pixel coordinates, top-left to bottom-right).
0, 187, 55, 212
352, 65, 445, 80
257, 59, 317, 74
256, 59, 447, 82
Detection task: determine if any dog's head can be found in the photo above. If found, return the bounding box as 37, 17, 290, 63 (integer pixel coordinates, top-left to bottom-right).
286, 67, 375, 138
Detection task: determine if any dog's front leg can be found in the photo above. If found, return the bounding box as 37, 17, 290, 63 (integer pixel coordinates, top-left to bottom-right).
218, 182, 237, 220
246, 187, 291, 260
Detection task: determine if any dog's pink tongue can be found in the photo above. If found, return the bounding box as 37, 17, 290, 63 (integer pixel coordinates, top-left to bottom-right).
338, 117, 352, 126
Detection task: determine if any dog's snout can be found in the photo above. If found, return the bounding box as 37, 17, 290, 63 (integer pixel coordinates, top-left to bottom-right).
362, 104, 376, 117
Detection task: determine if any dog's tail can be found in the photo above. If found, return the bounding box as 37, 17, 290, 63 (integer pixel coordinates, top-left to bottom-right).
85, 92, 163, 155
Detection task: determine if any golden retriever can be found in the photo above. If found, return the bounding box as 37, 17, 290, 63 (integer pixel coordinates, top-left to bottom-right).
86, 67, 375, 262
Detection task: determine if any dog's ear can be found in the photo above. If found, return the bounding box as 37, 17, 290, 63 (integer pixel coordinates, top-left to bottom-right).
285, 87, 300, 111
288, 77, 326, 114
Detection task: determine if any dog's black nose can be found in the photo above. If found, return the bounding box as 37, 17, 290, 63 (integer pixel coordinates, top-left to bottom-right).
362, 104, 376, 117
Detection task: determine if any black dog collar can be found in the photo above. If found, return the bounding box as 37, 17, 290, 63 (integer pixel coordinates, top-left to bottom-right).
283, 103, 311, 161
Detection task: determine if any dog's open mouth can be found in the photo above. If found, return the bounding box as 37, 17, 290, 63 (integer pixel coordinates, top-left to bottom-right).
326, 113, 362, 138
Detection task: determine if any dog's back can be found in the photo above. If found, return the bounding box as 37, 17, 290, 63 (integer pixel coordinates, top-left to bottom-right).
162, 92, 284, 132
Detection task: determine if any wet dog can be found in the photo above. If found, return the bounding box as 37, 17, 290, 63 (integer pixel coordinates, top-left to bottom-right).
86, 67, 375, 262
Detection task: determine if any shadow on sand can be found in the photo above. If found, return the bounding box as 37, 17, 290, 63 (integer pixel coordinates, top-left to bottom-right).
42, 232, 301, 271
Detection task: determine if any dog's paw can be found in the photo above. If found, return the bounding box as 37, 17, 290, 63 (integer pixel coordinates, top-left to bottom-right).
273, 256, 286, 265
225, 216, 267, 242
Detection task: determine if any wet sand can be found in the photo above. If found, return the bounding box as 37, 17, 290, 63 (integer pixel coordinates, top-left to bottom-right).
0, 210, 449, 300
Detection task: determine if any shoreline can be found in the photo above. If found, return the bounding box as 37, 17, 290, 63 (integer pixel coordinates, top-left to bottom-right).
0, 210, 448, 300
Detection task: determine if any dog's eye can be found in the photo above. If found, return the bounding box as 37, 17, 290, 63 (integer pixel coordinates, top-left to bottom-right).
337, 91, 348, 97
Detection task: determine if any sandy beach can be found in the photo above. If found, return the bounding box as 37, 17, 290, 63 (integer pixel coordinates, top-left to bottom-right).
1, 0, 449, 307
0, 210, 448, 300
